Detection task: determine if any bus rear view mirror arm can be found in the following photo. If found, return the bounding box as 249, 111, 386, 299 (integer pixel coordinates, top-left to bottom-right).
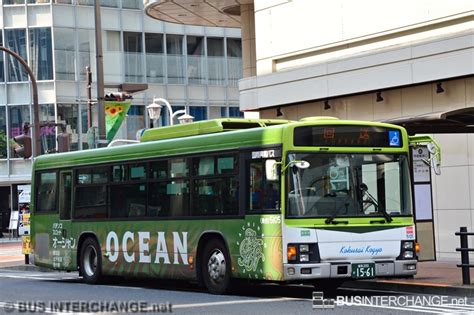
266, 160, 311, 181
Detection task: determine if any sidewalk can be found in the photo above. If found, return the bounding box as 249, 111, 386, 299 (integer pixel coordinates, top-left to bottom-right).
343, 261, 474, 296
0, 240, 24, 268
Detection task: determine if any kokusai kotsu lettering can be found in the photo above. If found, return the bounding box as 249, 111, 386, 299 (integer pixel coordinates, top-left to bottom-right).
105, 231, 188, 265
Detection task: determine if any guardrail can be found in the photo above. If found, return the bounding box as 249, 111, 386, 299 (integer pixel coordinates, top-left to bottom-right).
455, 226, 474, 285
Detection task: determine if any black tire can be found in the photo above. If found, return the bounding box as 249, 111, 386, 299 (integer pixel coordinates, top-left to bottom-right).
200, 239, 231, 294
79, 237, 102, 284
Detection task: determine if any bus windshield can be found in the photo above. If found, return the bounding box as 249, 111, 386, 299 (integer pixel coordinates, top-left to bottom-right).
286, 153, 412, 219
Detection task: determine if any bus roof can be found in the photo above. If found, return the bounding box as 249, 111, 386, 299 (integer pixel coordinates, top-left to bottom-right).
33, 118, 407, 171
139, 118, 292, 142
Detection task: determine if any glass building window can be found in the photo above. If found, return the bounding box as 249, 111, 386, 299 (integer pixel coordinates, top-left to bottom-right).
227, 38, 242, 87
76, 0, 93, 5
0, 33, 4, 82
40, 104, 56, 154
126, 105, 144, 140
8, 106, 30, 157
187, 36, 205, 84
145, 33, 164, 83
123, 32, 143, 82
5, 29, 28, 82
101, 0, 118, 7
4, 0, 25, 4
54, 28, 75, 80
30, 28, 53, 81
229, 107, 243, 117
106, 31, 120, 52
122, 0, 141, 9
27, 0, 51, 3
78, 29, 95, 81
57, 104, 80, 151
207, 38, 225, 85
166, 34, 184, 84
0, 107, 7, 159
189, 106, 207, 121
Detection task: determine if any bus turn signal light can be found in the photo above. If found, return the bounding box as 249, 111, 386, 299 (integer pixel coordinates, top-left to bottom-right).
415, 242, 421, 254
287, 245, 297, 261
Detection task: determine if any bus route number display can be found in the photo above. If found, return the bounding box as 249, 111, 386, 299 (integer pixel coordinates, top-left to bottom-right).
294, 125, 402, 147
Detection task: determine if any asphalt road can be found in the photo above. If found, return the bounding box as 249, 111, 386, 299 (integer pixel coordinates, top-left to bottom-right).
0, 268, 473, 314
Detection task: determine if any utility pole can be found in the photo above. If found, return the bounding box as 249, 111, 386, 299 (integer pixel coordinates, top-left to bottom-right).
94, 0, 106, 143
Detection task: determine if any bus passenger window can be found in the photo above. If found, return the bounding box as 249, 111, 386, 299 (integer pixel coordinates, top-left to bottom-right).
170, 158, 188, 178
36, 171, 57, 213
218, 156, 236, 174
194, 156, 214, 176
112, 165, 126, 182
150, 160, 168, 179
248, 160, 280, 212
130, 164, 146, 180
92, 167, 108, 183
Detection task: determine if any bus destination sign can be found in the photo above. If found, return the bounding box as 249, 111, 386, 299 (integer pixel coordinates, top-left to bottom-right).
294, 125, 402, 147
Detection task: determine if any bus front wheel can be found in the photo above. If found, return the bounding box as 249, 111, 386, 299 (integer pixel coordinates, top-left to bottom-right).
80, 237, 102, 284
201, 239, 231, 294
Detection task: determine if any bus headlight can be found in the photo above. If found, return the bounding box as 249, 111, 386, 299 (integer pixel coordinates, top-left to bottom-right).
402, 241, 413, 250
300, 254, 310, 262
398, 241, 415, 260
299, 244, 309, 252
403, 251, 414, 259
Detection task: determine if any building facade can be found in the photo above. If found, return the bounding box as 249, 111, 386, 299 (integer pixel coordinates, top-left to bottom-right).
144, 0, 474, 260
0, 0, 242, 234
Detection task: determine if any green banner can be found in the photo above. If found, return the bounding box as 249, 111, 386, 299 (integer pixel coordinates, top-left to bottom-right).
105, 100, 132, 142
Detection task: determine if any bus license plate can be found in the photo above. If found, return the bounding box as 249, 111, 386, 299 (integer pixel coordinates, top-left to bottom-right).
351, 263, 375, 279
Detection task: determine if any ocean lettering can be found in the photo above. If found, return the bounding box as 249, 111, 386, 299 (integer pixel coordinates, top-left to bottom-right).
105, 231, 188, 265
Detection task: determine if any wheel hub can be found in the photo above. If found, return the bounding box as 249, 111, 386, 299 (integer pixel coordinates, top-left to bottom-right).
207, 249, 226, 282
83, 246, 97, 277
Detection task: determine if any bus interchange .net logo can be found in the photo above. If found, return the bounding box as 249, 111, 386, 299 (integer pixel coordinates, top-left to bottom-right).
312, 292, 470, 310
1, 300, 173, 313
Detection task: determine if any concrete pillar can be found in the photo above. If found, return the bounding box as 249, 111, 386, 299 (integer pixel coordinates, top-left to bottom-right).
240, 4, 256, 77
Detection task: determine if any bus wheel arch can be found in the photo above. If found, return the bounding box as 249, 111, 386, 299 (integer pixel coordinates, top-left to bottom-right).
196, 232, 232, 294
77, 233, 102, 283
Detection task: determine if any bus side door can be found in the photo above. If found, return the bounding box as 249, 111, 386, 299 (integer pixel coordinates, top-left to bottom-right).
58, 170, 74, 269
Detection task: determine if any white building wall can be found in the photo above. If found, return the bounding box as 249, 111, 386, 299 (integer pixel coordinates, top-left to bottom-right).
254, 0, 474, 75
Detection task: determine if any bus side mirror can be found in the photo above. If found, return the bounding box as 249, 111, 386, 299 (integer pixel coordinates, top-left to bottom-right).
266, 159, 279, 181
427, 143, 441, 175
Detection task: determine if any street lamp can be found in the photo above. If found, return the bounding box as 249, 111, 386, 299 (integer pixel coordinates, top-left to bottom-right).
147, 98, 194, 127
0, 46, 40, 158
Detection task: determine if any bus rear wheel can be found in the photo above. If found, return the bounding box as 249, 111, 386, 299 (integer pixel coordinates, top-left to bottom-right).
80, 237, 102, 284
201, 239, 231, 294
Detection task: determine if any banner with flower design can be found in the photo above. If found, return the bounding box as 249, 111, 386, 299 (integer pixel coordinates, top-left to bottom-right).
105, 100, 132, 142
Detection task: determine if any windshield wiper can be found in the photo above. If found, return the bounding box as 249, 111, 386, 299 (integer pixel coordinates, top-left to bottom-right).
325, 200, 350, 225
360, 183, 392, 223
325, 216, 349, 225
378, 208, 393, 223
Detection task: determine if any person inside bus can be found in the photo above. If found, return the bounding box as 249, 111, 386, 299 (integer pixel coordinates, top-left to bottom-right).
263, 183, 278, 209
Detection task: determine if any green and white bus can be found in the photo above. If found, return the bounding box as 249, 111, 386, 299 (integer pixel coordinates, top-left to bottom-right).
30, 117, 440, 294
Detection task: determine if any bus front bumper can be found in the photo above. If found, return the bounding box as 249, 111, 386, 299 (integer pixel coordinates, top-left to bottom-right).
283, 260, 417, 280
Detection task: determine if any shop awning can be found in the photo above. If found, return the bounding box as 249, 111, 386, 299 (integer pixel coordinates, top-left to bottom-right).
383, 107, 474, 135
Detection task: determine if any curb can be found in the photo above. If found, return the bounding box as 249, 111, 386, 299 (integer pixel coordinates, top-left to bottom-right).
342, 280, 474, 297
